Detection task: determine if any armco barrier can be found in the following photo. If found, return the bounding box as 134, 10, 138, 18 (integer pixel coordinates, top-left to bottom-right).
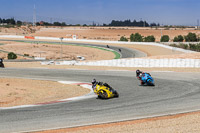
57, 58, 200, 68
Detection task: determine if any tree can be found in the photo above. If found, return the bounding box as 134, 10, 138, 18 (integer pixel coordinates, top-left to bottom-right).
160, 35, 169, 42
130, 33, 143, 42
53, 22, 61, 26
7, 52, 17, 59
17, 21, 22, 26
61, 22, 67, 26
119, 36, 128, 42
9, 18, 16, 25
144, 35, 155, 42
173, 35, 184, 42
185, 32, 197, 42
108, 19, 151, 27
150, 23, 157, 27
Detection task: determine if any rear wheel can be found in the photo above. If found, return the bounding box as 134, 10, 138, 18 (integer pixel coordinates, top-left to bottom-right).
102, 91, 108, 99
98, 91, 108, 99
140, 81, 145, 85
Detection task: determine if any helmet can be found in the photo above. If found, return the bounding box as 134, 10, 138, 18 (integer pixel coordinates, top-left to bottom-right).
136, 69, 142, 77
139, 73, 143, 78
92, 79, 96, 85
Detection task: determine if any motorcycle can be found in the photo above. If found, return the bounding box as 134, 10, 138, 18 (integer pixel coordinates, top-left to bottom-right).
0, 58, 4, 68
93, 82, 119, 99
139, 73, 155, 86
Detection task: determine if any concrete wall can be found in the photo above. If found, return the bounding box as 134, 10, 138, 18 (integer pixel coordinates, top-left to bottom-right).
58, 58, 200, 68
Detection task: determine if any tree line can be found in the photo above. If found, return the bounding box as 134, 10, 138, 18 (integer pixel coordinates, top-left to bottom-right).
119, 33, 156, 42
0, 18, 16, 25
104, 19, 159, 27
119, 32, 200, 42
0, 17, 69, 26
1, 17, 160, 27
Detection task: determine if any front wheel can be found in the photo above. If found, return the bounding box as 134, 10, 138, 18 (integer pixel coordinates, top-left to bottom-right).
114, 91, 119, 98
147, 79, 155, 86
0, 63, 4, 68
150, 83, 155, 86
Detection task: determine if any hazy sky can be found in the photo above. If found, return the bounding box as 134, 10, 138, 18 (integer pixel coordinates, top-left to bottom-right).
0, 0, 199, 25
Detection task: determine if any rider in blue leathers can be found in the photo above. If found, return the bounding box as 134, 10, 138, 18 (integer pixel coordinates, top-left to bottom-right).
136, 70, 154, 86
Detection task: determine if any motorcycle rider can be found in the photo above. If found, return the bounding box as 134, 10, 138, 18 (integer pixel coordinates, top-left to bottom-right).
92, 78, 98, 90
136, 69, 152, 85
0, 58, 4, 68
91, 78, 116, 93
136, 69, 142, 79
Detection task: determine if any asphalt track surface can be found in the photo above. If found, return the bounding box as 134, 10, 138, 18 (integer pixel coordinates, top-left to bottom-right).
69, 42, 147, 58
1, 68, 200, 132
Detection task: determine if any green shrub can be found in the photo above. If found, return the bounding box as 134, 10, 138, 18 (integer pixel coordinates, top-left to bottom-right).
130, 33, 143, 42
179, 43, 188, 49
170, 44, 178, 47
173, 37, 178, 42
170, 43, 200, 51
189, 44, 196, 51
144, 35, 155, 42
173, 35, 184, 42
7, 52, 17, 59
185, 32, 197, 42
196, 43, 200, 52
24, 53, 29, 57
119, 36, 128, 42
160, 35, 170, 42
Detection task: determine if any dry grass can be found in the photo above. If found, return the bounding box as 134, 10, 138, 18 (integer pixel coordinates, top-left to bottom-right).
0, 41, 114, 60
30, 26, 200, 42
0, 78, 90, 107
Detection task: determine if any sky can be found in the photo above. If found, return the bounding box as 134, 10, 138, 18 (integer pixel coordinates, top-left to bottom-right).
0, 0, 200, 26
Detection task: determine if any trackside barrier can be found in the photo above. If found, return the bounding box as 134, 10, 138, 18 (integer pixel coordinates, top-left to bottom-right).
0, 35, 24, 39
25, 36, 35, 39
56, 58, 200, 68
0, 35, 195, 53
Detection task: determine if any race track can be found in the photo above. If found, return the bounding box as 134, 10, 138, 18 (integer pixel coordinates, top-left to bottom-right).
0, 39, 147, 60
1, 68, 200, 132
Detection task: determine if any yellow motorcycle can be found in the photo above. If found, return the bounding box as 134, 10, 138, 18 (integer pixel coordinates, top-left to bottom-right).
93, 82, 119, 99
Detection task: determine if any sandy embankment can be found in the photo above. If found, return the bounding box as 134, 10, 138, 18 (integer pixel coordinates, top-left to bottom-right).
0, 41, 114, 60
0, 78, 90, 107
33, 111, 200, 133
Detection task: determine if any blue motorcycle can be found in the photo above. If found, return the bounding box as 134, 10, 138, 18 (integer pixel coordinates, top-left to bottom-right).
138, 73, 155, 86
